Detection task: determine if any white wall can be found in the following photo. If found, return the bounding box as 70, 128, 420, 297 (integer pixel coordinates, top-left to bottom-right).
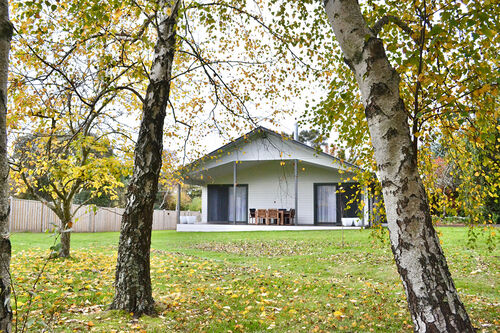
200, 160, 357, 225
196, 133, 348, 172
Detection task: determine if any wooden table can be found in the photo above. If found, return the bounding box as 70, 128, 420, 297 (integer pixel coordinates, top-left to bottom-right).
253, 209, 291, 225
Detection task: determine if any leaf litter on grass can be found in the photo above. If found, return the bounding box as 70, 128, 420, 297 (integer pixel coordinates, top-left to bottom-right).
190, 239, 364, 257
9, 230, 499, 332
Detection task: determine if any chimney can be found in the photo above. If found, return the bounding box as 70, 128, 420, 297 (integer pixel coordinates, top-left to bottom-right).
294, 122, 299, 141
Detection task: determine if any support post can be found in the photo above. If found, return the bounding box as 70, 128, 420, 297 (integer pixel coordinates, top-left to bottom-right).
233, 161, 237, 224
176, 183, 181, 225
362, 186, 369, 229
294, 159, 298, 225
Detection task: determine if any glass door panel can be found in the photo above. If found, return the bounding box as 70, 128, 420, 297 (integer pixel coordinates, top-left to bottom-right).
316, 184, 337, 224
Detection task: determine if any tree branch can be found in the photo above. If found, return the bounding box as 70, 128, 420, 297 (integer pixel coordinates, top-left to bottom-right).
190, 2, 319, 72
17, 171, 59, 214
371, 15, 413, 36
168, 99, 191, 166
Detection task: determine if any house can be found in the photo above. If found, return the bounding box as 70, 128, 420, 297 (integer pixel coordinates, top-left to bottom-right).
180, 126, 370, 226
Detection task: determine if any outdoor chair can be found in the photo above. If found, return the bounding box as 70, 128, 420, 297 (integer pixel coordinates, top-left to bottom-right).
278, 209, 286, 225
249, 208, 256, 224
256, 209, 267, 224
267, 209, 279, 225
288, 209, 295, 225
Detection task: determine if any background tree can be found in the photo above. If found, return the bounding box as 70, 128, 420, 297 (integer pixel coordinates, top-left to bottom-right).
0, 0, 12, 331
322, 0, 479, 331
158, 185, 201, 211
9, 0, 145, 257
157, 150, 200, 210
297, 129, 327, 150
10, 133, 127, 258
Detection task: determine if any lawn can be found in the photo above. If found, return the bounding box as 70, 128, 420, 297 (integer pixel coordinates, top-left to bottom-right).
10, 228, 499, 332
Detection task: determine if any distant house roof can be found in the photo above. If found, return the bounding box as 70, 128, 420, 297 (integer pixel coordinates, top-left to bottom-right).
181, 126, 359, 178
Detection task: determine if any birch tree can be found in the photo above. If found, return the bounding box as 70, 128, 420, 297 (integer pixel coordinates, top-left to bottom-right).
322, 0, 475, 331
0, 0, 11, 331
310, 0, 499, 233
109, 0, 181, 315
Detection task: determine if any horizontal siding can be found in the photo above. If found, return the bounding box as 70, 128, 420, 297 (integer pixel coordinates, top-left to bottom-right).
203, 161, 349, 225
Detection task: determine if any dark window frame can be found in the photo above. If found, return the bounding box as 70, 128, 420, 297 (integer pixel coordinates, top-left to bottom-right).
207, 184, 249, 224
313, 182, 361, 225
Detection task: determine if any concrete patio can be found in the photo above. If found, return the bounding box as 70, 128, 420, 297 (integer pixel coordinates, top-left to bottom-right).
176, 224, 362, 232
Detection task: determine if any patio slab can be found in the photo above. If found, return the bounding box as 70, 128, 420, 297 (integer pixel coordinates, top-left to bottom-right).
176, 224, 362, 232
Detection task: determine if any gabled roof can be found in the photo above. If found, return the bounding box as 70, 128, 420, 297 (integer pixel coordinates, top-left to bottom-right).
182, 126, 359, 175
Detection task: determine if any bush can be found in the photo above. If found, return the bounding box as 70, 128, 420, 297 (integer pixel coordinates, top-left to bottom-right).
188, 197, 201, 211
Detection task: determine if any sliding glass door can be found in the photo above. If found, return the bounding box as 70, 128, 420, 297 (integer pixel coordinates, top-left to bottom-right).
208, 185, 248, 223
207, 185, 229, 222
228, 185, 247, 222
315, 184, 337, 224
314, 183, 361, 225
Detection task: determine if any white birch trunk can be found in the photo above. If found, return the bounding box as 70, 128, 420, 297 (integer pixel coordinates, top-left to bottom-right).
0, 0, 11, 331
323, 1, 474, 332
110, 0, 179, 316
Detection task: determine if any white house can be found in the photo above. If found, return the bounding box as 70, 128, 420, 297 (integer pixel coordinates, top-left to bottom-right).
180, 127, 369, 227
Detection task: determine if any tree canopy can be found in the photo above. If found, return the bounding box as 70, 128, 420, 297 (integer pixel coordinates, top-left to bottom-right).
305, 0, 499, 229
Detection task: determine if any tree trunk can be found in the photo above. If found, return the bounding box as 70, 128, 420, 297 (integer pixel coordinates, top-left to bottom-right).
323, 1, 474, 332
58, 202, 73, 258
0, 0, 12, 331
59, 223, 71, 258
110, 0, 179, 317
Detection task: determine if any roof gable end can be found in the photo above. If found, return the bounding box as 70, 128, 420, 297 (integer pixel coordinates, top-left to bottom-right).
183, 126, 358, 173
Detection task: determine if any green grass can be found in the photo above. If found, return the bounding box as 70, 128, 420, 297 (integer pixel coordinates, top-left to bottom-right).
9, 228, 499, 332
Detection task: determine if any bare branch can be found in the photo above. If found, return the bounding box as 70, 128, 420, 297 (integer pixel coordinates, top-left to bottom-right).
168, 99, 191, 166
371, 15, 413, 36
113, 85, 145, 104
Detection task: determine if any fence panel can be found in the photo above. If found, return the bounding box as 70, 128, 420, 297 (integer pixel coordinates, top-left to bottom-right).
8, 197, 200, 233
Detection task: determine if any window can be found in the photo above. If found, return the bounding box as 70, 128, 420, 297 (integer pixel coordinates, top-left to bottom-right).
315, 184, 337, 224
314, 183, 361, 224
207, 185, 248, 223
339, 183, 361, 218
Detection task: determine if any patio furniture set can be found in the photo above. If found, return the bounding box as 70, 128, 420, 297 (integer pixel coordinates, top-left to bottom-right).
248, 208, 295, 225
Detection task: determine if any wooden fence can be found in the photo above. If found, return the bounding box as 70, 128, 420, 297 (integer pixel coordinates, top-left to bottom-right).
8, 197, 200, 233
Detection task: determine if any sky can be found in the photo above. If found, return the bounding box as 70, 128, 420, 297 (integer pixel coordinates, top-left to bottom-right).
155, 1, 339, 165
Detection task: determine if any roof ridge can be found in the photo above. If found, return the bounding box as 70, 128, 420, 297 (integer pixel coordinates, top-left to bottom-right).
181, 125, 360, 172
